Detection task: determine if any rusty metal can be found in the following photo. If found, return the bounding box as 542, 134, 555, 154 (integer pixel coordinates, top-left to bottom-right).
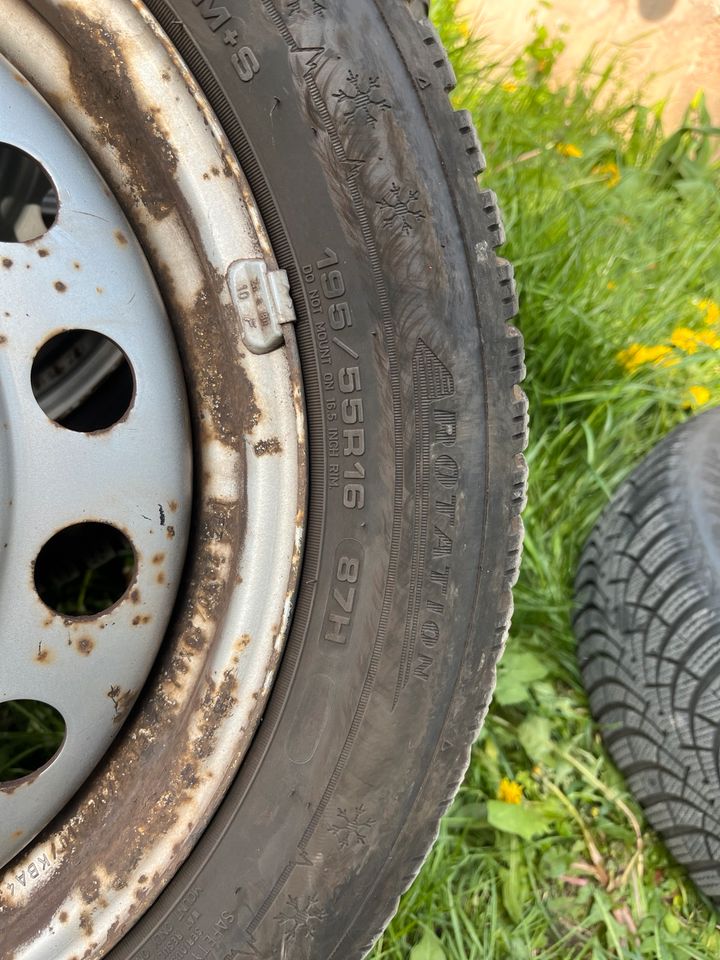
0, 52, 193, 868
0, 1, 307, 957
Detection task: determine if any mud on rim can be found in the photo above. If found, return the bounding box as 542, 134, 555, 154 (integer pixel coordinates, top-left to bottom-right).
0, 1, 305, 954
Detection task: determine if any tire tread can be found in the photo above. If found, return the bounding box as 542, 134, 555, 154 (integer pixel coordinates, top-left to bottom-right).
575, 409, 720, 904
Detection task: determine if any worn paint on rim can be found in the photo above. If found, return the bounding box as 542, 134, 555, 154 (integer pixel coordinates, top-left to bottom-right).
0, 1, 306, 957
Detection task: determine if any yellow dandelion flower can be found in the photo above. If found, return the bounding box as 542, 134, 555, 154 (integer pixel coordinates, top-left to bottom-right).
695, 328, 720, 349
497, 778, 523, 805
687, 385, 711, 407
617, 343, 642, 372
617, 342, 675, 372
607, 281, 617, 291
664, 326, 719, 354
647, 344, 678, 367
671, 327, 701, 354
643, 344, 675, 366
594, 161, 621, 188
502, 80, 518, 93
556, 142, 583, 159
695, 298, 720, 327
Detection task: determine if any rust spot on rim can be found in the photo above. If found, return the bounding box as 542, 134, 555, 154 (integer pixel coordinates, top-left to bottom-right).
107, 686, 135, 724
254, 436, 283, 457
75, 636, 94, 656
79, 874, 101, 905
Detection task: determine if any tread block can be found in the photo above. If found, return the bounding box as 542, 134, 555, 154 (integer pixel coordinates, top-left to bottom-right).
496, 258, 520, 322
478, 188, 507, 247
455, 108, 487, 176
415, 18, 457, 92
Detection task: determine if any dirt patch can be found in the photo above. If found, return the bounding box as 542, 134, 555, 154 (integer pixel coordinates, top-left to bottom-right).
460, 0, 720, 128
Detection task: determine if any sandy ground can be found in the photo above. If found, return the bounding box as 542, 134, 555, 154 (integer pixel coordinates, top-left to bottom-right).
458, 0, 720, 128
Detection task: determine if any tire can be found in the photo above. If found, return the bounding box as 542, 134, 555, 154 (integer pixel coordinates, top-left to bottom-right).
108, 2, 526, 957
575, 408, 720, 904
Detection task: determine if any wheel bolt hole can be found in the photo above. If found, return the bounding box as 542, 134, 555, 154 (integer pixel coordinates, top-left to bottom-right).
31, 330, 134, 432
0, 143, 58, 242
0, 700, 65, 784
34, 522, 136, 617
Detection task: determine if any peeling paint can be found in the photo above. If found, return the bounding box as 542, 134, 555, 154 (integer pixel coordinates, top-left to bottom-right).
254, 436, 283, 457
0, 1, 306, 956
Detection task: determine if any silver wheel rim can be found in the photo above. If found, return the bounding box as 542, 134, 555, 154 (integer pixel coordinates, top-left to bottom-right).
0, 2, 306, 957
0, 50, 193, 867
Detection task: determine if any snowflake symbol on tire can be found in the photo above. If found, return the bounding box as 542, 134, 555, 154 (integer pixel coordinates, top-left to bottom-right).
275, 895, 328, 942
333, 71, 391, 125
377, 182, 426, 236
328, 804, 376, 848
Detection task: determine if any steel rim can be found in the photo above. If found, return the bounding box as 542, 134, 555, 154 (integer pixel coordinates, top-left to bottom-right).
0, 50, 193, 869
0, 2, 306, 957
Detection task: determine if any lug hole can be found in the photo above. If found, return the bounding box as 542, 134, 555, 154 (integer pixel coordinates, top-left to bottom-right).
34, 522, 136, 617
31, 331, 134, 432
0, 144, 58, 242
0, 700, 65, 784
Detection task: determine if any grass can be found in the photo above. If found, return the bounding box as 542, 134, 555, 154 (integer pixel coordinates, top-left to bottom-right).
371, 3, 720, 958
0, 701, 65, 783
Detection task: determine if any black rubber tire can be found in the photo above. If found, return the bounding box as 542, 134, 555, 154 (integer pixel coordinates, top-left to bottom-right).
575, 408, 720, 904
109, 2, 527, 957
